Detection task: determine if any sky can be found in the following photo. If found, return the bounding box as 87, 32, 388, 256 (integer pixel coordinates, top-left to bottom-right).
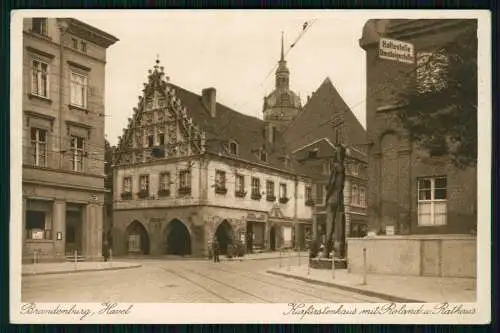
63, 11, 375, 145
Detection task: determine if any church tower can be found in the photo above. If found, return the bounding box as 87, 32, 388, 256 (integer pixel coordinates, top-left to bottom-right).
263, 32, 302, 138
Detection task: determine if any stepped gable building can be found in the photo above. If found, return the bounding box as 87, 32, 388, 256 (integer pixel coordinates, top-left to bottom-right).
283, 77, 368, 245
22, 18, 118, 263
262, 33, 302, 136
111, 59, 313, 257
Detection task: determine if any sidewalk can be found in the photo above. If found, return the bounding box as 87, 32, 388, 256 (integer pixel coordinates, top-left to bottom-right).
116, 251, 309, 262
22, 261, 142, 276
223, 251, 308, 261
267, 265, 476, 303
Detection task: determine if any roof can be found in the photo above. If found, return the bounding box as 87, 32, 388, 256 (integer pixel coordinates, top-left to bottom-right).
283, 77, 367, 160
115, 63, 308, 176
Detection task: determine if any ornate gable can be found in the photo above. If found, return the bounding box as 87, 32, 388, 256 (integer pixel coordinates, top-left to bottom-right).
115, 60, 206, 166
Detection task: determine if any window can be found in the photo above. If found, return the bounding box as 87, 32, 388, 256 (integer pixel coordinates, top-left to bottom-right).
315, 184, 324, 205
252, 177, 261, 199
236, 174, 245, 193
416, 51, 449, 94
32, 18, 48, 35
351, 163, 359, 176
138, 175, 149, 198
72, 38, 78, 49
30, 128, 47, 167
31, 60, 49, 98
26, 210, 50, 240
307, 149, 318, 159
179, 170, 191, 189
322, 161, 329, 175
352, 184, 359, 206
159, 173, 171, 196
359, 186, 366, 208
147, 135, 154, 147
260, 150, 267, 162
215, 170, 226, 189
229, 141, 238, 155
158, 133, 165, 146
139, 175, 149, 191
417, 177, 447, 226
122, 176, 132, 192
305, 186, 313, 205
70, 72, 88, 108
266, 181, 275, 201
279, 183, 287, 199
80, 41, 87, 52
70, 136, 85, 172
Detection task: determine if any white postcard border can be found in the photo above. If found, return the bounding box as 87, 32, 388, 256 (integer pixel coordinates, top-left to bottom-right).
10, 9, 492, 324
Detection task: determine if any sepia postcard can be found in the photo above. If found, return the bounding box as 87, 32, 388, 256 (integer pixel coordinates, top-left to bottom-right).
10, 9, 491, 324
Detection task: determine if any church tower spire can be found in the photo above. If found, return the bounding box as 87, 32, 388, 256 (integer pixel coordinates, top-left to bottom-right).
280, 31, 285, 62
275, 31, 290, 90
262, 32, 302, 133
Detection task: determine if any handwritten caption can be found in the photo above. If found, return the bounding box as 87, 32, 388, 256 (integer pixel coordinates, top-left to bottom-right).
20, 302, 133, 320
283, 303, 477, 319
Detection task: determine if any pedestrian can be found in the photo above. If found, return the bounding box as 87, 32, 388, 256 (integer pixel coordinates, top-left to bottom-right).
103, 240, 110, 262
208, 243, 213, 262
212, 239, 220, 263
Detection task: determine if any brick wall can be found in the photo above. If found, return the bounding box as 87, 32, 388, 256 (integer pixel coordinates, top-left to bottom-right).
360, 19, 477, 235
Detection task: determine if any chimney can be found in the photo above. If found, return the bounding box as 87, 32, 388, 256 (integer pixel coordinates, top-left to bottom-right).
202, 88, 216, 118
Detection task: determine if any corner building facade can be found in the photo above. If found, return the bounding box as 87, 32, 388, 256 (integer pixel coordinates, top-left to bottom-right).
21, 18, 118, 262
359, 19, 477, 235
112, 60, 313, 257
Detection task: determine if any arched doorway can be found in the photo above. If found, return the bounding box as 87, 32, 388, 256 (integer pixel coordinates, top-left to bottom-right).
270, 225, 277, 251
215, 220, 234, 255
126, 221, 150, 255
165, 219, 191, 255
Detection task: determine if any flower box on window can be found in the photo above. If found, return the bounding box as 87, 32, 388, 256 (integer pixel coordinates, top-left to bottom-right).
121, 192, 132, 200
266, 195, 276, 202
305, 199, 315, 206
138, 190, 149, 199
158, 189, 170, 197
178, 187, 192, 195
279, 197, 289, 204
235, 191, 247, 198
251, 192, 262, 200
215, 187, 228, 195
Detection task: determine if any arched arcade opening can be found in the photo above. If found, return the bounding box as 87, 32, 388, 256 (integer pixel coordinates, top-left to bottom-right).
215, 220, 234, 255
125, 221, 150, 255
165, 219, 191, 255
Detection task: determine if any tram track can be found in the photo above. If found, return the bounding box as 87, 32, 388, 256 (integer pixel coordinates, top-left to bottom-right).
171, 262, 336, 303
161, 267, 269, 303
196, 262, 382, 303
161, 267, 233, 303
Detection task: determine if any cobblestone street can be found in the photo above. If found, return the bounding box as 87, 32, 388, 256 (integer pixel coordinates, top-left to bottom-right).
22, 258, 384, 303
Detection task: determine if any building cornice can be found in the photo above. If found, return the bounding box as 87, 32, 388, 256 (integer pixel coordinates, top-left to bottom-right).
23, 30, 108, 65
67, 60, 92, 72
23, 178, 107, 193
23, 165, 106, 179
60, 18, 119, 48
26, 46, 55, 59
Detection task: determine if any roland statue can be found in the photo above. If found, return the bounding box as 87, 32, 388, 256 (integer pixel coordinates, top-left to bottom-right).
322, 144, 346, 259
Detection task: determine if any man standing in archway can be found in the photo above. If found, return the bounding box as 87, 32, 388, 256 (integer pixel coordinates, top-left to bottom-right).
212, 239, 220, 263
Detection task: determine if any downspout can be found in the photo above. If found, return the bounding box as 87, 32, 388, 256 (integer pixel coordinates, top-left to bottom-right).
57, 19, 68, 169
293, 175, 299, 249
